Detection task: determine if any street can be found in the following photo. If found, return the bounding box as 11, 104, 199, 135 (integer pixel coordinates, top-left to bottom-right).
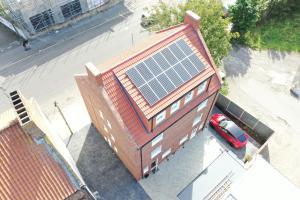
0, 0, 153, 119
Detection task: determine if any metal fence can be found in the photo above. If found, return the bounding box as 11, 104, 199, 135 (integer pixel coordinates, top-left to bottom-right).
216, 94, 274, 145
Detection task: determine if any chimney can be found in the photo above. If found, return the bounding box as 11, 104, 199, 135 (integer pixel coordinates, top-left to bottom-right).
9, 91, 44, 139
184, 10, 200, 30
85, 62, 103, 85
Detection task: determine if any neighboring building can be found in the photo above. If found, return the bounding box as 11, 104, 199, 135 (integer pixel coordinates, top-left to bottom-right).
2, 0, 122, 36
75, 11, 222, 180
0, 91, 94, 200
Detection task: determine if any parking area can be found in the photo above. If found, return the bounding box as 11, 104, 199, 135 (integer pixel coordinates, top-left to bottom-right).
210, 107, 260, 164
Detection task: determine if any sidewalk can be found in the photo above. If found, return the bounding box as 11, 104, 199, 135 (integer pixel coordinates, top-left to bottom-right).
0, 2, 134, 71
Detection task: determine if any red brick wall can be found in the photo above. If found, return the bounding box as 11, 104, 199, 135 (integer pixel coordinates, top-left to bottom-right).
75, 75, 142, 180
141, 92, 218, 177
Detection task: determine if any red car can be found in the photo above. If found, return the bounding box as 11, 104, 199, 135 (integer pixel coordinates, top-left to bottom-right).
210, 114, 249, 148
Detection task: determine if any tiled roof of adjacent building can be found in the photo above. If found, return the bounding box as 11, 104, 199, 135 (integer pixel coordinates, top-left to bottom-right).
0, 121, 77, 200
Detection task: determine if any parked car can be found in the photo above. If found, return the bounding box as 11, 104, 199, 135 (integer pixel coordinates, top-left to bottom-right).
290, 86, 300, 99
210, 113, 249, 149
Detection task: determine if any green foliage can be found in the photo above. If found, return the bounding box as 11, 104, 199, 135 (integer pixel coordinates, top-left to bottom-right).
220, 79, 229, 96
145, 0, 234, 66
243, 12, 300, 52
262, 0, 299, 20
229, 0, 263, 34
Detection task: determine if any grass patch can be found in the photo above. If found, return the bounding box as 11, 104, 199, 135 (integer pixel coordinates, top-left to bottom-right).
245, 12, 300, 52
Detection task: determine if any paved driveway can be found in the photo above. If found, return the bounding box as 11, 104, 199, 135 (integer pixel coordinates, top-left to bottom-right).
223, 46, 300, 187
67, 124, 150, 200
139, 128, 224, 200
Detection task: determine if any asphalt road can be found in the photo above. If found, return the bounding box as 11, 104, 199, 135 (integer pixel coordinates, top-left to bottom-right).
0, 0, 154, 116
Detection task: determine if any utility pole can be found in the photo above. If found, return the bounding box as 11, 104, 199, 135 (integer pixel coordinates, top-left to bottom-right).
54, 101, 73, 136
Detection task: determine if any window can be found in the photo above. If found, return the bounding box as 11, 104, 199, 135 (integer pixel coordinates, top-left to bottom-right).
192, 114, 203, 126
184, 91, 194, 105
143, 166, 149, 174
198, 81, 207, 95
198, 123, 204, 131
111, 134, 115, 142
179, 135, 188, 145
99, 110, 104, 119
30, 10, 55, 32
114, 146, 118, 153
152, 133, 163, 146
61, 0, 82, 20
107, 120, 112, 129
155, 110, 166, 125
108, 138, 111, 147
170, 100, 180, 114
104, 125, 108, 133
162, 148, 171, 159
190, 128, 197, 139
197, 99, 208, 112
151, 146, 162, 159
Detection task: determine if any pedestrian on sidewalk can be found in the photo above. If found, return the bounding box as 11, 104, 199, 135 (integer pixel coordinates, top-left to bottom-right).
22, 39, 31, 51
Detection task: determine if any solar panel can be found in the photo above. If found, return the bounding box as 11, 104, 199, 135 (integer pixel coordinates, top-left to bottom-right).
177, 39, 193, 55
139, 84, 158, 105
181, 58, 198, 77
174, 63, 191, 82
148, 79, 167, 99
153, 53, 169, 71
136, 62, 153, 81
188, 54, 205, 72
144, 57, 162, 76
165, 68, 183, 87
157, 73, 175, 93
161, 48, 178, 65
126, 39, 206, 105
126, 68, 145, 87
169, 43, 185, 60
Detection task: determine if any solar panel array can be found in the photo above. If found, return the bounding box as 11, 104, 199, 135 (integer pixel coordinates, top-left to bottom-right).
126, 39, 205, 105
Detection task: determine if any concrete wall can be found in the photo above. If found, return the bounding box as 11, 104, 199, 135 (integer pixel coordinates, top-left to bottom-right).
216, 94, 274, 144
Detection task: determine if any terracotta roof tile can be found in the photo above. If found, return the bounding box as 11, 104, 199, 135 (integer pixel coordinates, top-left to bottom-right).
99, 23, 221, 147
0, 122, 77, 200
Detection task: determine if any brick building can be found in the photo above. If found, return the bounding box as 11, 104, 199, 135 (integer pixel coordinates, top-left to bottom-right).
75, 11, 222, 180
0, 91, 94, 200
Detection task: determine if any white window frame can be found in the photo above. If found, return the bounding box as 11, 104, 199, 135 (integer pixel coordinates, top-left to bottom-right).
151, 133, 164, 147
198, 123, 204, 131
198, 81, 207, 95
143, 166, 149, 174
184, 91, 194, 105
107, 120, 112, 129
192, 114, 203, 127
170, 100, 180, 114
114, 146, 118, 153
99, 110, 104, 119
190, 128, 197, 139
197, 99, 208, 112
162, 148, 171, 159
111, 134, 115, 143
108, 138, 112, 147
179, 135, 188, 145
151, 145, 162, 159
155, 110, 166, 125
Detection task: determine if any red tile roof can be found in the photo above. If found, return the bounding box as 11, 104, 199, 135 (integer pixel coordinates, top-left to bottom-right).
113, 25, 215, 119
99, 23, 221, 146
0, 122, 77, 200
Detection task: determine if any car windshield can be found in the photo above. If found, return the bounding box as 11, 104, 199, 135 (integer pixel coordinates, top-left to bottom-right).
219, 120, 244, 138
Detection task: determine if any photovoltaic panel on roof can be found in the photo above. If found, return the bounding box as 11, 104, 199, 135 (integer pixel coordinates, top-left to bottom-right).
126, 39, 206, 106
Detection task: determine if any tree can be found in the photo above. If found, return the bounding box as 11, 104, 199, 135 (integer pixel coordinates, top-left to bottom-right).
145, 0, 234, 66
229, 0, 262, 34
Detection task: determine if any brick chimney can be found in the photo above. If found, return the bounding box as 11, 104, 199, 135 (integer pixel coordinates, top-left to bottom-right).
9, 91, 44, 139
184, 10, 200, 30
85, 62, 103, 85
